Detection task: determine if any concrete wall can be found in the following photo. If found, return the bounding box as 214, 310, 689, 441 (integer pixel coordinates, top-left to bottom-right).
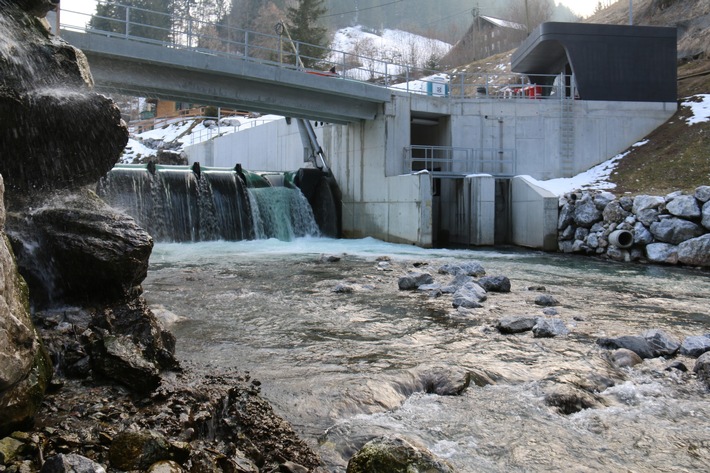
510, 175, 558, 250
184, 93, 676, 249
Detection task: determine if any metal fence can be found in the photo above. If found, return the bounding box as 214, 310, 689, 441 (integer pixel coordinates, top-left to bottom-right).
404, 145, 516, 178
58, 1, 575, 100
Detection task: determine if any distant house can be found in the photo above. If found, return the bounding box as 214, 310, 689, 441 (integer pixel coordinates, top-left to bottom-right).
441, 15, 527, 67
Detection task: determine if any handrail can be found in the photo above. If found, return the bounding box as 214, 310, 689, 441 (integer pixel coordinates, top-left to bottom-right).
58, 1, 575, 101
404, 145, 516, 177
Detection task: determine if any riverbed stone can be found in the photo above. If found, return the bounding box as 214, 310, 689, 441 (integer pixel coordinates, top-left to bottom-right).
109, 430, 186, 471
451, 282, 487, 308
438, 261, 485, 277
597, 336, 655, 359
666, 194, 701, 219
532, 318, 569, 338
650, 218, 704, 245
40, 453, 106, 473
497, 316, 537, 334
534, 294, 559, 307
632, 195, 665, 214
692, 352, 710, 389
398, 272, 434, 290
346, 435, 455, 473
643, 329, 680, 357
0, 437, 24, 465
695, 186, 710, 203
611, 348, 643, 368
678, 234, 710, 267
680, 335, 710, 358
477, 275, 511, 293
544, 385, 601, 415
645, 242, 679, 264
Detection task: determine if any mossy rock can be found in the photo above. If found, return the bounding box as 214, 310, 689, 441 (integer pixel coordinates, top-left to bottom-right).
347, 436, 456, 473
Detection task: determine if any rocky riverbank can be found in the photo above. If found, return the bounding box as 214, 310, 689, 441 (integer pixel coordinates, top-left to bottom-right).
557, 185, 710, 267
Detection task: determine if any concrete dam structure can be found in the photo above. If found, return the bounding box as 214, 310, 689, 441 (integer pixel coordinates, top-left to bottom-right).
186, 22, 678, 249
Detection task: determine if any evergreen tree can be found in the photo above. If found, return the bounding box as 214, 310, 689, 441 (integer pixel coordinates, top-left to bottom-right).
286, 0, 330, 69
89, 0, 174, 43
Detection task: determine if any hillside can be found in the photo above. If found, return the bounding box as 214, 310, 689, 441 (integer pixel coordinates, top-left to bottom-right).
589, 0, 710, 196
451, 0, 710, 196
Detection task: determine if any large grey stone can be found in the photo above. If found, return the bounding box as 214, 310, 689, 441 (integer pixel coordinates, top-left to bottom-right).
632, 195, 664, 214
636, 208, 660, 227
649, 218, 704, 245
558, 202, 575, 230
497, 316, 537, 334
666, 194, 701, 219
680, 335, 710, 357
695, 185, 710, 203
603, 201, 629, 223
451, 282, 487, 308
40, 453, 107, 473
438, 261, 485, 277
597, 336, 655, 359
693, 352, 710, 389
678, 234, 710, 267
532, 318, 569, 338
702, 201, 710, 230
645, 243, 678, 264
633, 221, 654, 245
573, 195, 602, 228
477, 275, 511, 293
347, 436, 455, 473
398, 272, 434, 290
594, 191, 617, 210
642, 329, 680, 357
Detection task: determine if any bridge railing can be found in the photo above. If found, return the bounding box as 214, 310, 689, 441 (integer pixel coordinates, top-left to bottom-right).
404, 145, 517, 178
58, 1, 575, 101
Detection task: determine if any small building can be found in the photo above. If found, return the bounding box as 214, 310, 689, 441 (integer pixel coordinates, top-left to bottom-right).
441, 15, 527, 67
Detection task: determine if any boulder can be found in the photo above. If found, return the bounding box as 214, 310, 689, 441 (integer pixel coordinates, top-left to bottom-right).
594, 191, 617, 210
398, 272, 434, 290
650, 218, 704, 245
0, 176, 52, 436
0, 437, 24, 465
573, 195, 602, 228
544, 385, 601, 415
451, 282, 487, 308
534, 294, 559, 307
693, 351, 710, 389
438, 261, 486, 277
611, 348, 643, 368
703, 201, 710, 230
636, 208, 660, 227
695, 185, 710, 203
603, 201, 629, 223
633, 221, 654, 245
477, 275, 511, 293
678, 234, 710, 267
7, 190, 154, 308
147, 461, 185, 473
597, 336, 655, 359
346, 436, 455, 473
558, 203, 574, 230
645, 243, 679, 264
666, 194, 701, 219
680, 335, 710, 358
574, 227, 590, 241
619, 196, 634, 212
415, 366, 472, 395
532, 318, 569, 338
109, 431, 188, 471
497, 316, 537, 334
40, 453, 106, 473
632, 195, 664, 214
643, 329, 680, 357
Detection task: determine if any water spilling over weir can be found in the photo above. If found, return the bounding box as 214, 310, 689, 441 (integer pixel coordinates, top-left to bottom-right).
97, 164, 340, 242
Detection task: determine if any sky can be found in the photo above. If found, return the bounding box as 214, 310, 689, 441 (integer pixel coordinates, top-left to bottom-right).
57, 0, 602, 27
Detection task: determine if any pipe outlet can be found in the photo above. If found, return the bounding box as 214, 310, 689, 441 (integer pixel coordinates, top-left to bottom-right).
609, 229, 634, 249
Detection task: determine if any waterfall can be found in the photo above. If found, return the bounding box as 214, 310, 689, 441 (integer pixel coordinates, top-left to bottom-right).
97, 165, 324, 242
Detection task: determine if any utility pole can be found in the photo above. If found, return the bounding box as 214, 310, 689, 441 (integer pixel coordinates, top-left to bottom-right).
525, 0, 531, 33
629, 0, 633, 25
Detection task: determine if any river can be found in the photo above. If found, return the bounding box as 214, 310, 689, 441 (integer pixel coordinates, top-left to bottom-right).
142, 237, 710, 471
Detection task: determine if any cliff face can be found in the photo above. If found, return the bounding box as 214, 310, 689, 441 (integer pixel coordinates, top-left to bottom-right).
0, 174, 52, 435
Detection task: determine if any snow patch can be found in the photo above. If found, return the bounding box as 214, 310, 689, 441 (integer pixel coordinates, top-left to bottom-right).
682, 94, 710, 125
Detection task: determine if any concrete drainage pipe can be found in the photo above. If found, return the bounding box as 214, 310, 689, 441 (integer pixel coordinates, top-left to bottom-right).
609, 229, 634, 249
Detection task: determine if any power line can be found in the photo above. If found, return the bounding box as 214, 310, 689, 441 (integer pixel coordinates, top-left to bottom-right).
422, 7, 476, 27
322, 0, 404, 19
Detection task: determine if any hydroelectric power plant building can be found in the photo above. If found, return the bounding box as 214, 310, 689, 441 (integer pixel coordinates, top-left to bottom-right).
185, 22, 677, 249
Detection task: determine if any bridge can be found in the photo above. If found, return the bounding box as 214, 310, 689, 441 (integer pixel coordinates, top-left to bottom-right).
55, 3, 436, 124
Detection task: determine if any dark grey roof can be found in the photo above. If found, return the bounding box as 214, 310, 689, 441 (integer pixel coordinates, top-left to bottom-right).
511, 22, 677, 102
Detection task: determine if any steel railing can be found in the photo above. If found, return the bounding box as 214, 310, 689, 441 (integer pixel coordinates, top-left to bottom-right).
404, 145, 517, 178
57, 1, 575, 100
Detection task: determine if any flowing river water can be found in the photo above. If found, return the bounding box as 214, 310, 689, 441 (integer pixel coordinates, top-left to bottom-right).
142, 237, 710, 472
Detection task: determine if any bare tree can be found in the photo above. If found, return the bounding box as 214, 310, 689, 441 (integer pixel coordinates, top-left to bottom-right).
507, 0, 554, 33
